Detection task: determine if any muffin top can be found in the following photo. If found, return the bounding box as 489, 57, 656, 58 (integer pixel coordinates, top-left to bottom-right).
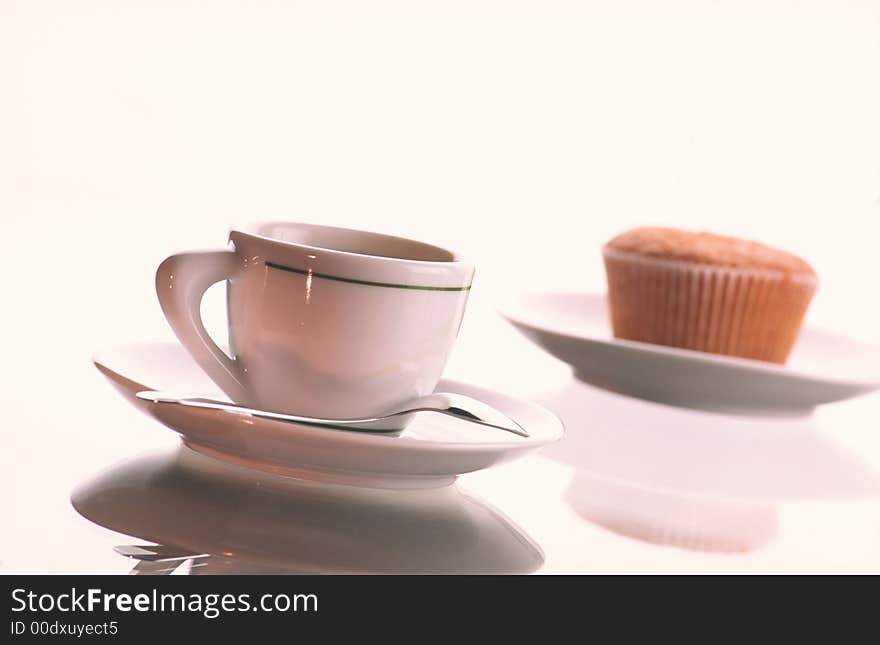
605, 226, 816, 276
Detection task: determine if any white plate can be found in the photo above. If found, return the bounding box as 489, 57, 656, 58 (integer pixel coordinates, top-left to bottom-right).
500, 292, 880, 415
93, 343, 563, 489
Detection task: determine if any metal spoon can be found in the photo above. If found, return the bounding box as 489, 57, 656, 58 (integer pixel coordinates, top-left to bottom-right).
135, 390, 530, 437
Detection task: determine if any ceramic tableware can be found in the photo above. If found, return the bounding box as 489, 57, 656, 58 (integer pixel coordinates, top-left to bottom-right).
157, 222, 474, 421
500, 291, 880, 415
93, 342, 564, 488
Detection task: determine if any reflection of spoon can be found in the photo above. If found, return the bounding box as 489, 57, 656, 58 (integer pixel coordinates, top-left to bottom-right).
71, 445, 544, 574
135, 391, 529, 437
115, 547, 327, 575
114, 544, 205, 562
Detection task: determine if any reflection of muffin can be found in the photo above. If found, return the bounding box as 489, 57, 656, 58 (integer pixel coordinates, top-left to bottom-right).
603, 227, 817, 364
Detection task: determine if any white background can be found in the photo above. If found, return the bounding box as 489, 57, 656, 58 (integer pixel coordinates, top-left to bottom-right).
3, 1, 880, 344
2, 1, 880, 572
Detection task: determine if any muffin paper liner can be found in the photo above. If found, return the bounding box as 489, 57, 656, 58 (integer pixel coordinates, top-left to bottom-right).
603, 246, 818, 364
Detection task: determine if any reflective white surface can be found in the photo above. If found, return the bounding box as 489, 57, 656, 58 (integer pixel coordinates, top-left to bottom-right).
3, 308, 880, 573
2, 1, 880, 574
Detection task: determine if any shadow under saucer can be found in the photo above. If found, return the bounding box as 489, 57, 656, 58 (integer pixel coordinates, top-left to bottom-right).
71, 445, 544, 574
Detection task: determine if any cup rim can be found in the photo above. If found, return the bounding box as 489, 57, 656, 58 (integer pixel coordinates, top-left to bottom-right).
231, 221, 472, 268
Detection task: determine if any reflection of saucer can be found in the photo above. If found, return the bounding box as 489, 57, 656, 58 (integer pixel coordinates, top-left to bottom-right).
501, 292, 880, 415
537, 379, 880, 502
93, 343, 562, 489
71, 445, 545, 574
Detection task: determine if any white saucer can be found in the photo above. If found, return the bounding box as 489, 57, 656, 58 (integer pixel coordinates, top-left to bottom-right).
93, 343, 563, 489
500, 292, 880, 415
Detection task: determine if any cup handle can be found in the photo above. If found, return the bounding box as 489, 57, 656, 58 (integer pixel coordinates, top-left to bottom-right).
155, 249, 248, 402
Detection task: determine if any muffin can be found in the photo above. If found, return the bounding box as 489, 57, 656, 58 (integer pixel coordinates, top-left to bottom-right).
603, 227, 817, 364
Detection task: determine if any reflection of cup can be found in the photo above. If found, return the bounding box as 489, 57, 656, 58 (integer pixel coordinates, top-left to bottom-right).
156, 222, 474, 418
71, 446, 544, 574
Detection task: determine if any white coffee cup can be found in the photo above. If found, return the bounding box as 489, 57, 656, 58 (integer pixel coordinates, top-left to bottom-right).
156, 222, 475, 419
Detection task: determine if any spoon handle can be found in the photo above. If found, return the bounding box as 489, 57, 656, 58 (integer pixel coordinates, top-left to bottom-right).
135, 391, 529, 437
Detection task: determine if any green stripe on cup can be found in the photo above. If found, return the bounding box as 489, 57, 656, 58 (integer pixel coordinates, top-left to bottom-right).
265, 261, 472, 292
